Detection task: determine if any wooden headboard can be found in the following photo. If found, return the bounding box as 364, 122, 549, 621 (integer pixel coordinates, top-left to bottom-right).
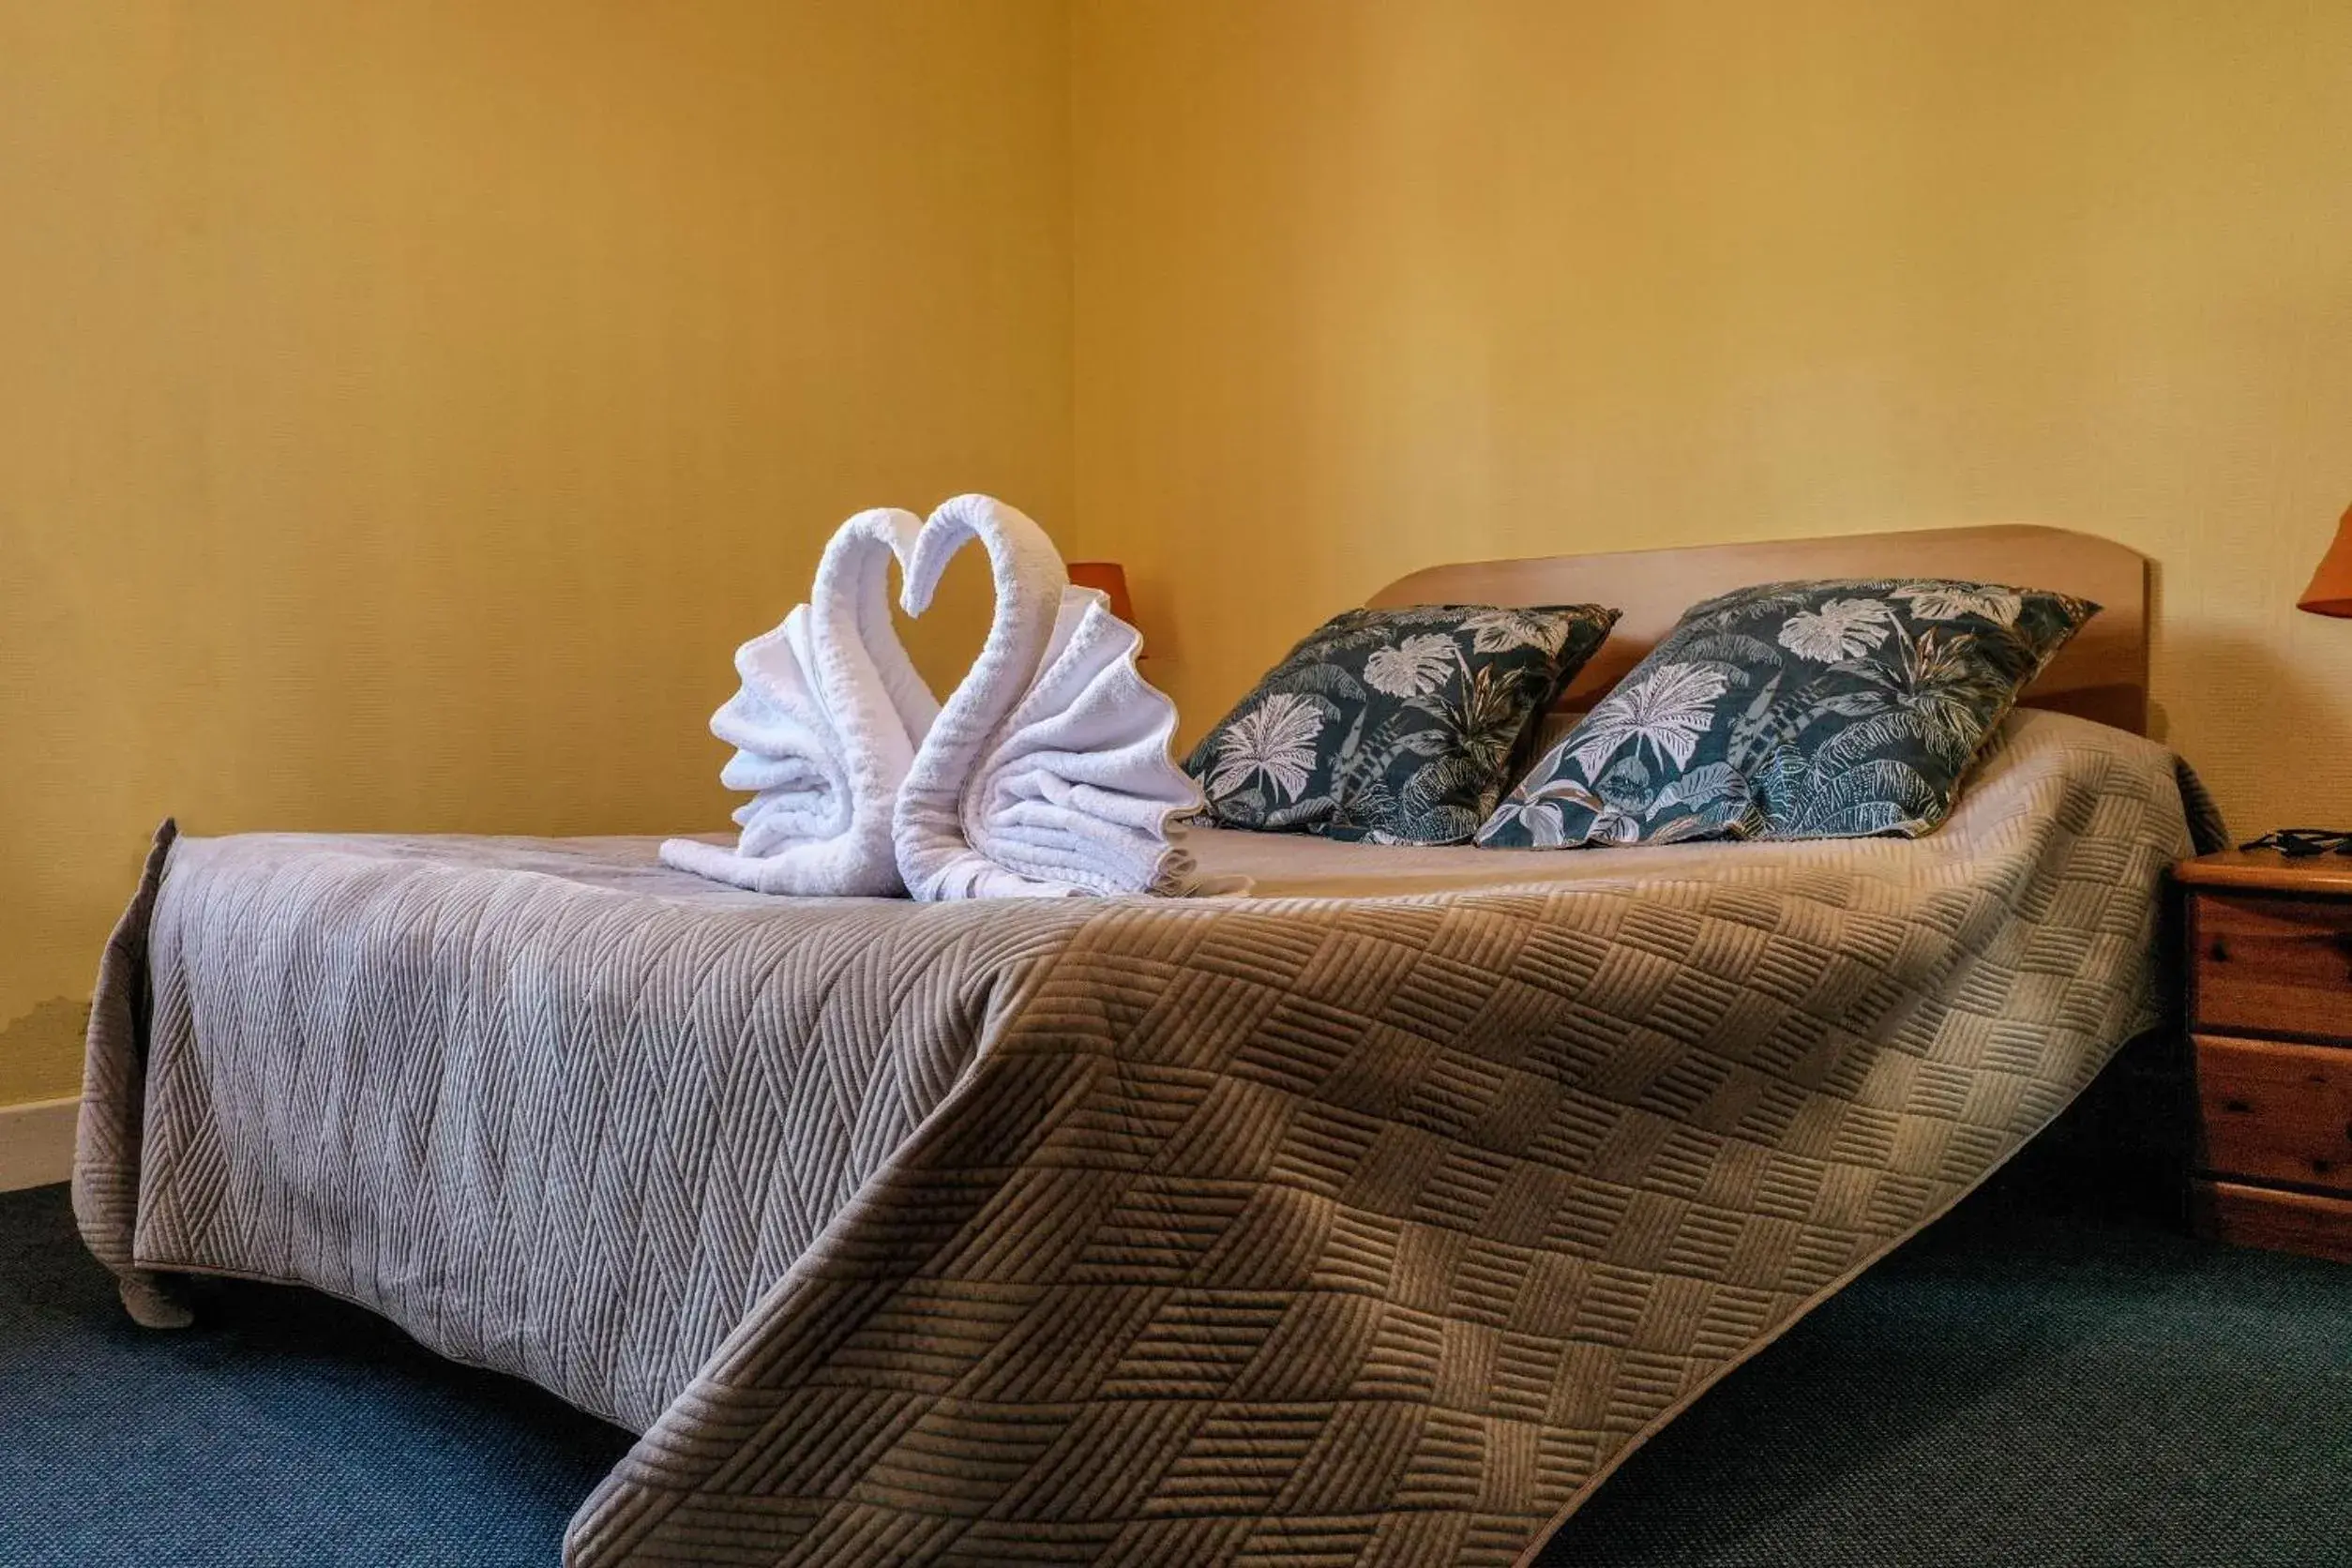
1366, 524, 2152, 736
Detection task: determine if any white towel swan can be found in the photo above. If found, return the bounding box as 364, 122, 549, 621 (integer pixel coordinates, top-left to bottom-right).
892, 493, 1206, 900
660, 507, 937, 896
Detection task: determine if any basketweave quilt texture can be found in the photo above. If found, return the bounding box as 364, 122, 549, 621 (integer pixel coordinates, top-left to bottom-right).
73, 710, 2222, 1566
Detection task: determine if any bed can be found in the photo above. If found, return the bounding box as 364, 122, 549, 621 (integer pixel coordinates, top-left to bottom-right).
74, 524, 2218, 1567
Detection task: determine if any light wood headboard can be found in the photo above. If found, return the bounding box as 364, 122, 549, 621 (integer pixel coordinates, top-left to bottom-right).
1366, 524, 2152, 736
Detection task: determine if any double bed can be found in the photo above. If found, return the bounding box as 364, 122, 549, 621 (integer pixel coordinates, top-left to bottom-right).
74, 525, 2218, 1567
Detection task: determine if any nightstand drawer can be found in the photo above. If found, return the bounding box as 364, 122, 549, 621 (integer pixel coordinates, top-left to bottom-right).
2193, 1034, 2352, 1193
2190, 893, 2352, 1041
2192, 1180, 2352, 1265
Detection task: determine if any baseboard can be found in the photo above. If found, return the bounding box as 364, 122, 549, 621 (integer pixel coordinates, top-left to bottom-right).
0, 1096, 78, 1192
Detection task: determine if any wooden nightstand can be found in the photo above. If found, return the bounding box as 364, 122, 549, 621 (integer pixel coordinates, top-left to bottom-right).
2176, 849, 2352, 1263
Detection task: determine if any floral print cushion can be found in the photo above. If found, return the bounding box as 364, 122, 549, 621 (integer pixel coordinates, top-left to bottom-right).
1475, 579, 2099, 849
1184, 604, 1620, 844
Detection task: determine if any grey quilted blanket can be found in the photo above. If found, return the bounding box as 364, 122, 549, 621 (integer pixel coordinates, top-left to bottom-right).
75, 711, 2220, 1566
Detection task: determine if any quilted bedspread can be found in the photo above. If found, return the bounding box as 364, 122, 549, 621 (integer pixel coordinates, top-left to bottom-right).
75, 711, 2221, 1566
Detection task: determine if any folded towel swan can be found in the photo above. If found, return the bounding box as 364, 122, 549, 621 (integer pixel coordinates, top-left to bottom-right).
664, 495, 1207, 900
658, 507, 937, 897
893, 494, 1206, 900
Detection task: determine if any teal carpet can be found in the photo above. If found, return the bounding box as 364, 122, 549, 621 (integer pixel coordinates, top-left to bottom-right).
0, 1179, 2344, 1567
1537, 1192, 2351, 1566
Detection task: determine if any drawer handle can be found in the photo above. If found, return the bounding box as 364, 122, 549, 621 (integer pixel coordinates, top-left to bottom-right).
2209, 936, 2229, 962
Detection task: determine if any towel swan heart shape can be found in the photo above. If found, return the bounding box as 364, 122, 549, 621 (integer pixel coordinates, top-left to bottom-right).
660, 494, 1205, 900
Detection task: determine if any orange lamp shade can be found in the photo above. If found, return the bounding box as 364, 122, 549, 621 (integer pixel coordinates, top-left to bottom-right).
2300, 505, 2352, 617
1067, 561, 1138, 629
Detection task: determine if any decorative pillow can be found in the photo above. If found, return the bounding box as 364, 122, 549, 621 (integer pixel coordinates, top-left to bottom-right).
1184, 603, 1620, 844
1476, 578, 2098, 848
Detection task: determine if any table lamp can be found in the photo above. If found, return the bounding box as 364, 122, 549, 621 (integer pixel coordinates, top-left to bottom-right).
1068, 561, 1142, 647
2239, 503, 2352, 858
2298, 503, 2352, 616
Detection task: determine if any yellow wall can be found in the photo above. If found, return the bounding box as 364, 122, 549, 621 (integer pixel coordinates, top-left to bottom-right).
0, 0, 1072, 1104
13, 0, 2352, 1110
1074, 0, 2352, 823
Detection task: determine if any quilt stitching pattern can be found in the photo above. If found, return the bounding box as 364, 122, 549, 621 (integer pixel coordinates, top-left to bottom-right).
73, 718, 2216, 1566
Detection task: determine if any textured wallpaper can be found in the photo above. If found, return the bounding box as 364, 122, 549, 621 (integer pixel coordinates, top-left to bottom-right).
0, 0, 1076, 1103
13, 0, 2351, 1108
1073, 0, 2352, 840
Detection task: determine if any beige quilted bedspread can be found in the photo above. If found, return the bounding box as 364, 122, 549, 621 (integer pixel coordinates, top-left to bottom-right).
75, 710, 2220, 1566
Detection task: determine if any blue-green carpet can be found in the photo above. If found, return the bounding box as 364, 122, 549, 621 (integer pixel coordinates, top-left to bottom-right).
0, 1179, 2344, 1567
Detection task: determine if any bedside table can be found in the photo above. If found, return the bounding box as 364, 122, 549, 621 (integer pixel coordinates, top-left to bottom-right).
2176, 849, 2352, 1263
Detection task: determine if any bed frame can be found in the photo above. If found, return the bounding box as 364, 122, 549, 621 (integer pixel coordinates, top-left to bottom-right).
74, 522, 2188, 1568
1368, 523, 2152, 737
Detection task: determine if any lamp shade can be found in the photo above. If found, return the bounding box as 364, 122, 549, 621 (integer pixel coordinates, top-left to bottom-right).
1067, 561, 1138, 628
2299, 504, 2352, 617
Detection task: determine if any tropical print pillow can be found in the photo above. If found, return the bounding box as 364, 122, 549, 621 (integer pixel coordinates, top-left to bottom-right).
1184, 603, 1620, 844
1476, 579, 2098, 849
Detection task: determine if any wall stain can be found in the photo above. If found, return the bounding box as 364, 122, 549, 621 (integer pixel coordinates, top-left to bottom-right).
0, 998, 90, 1107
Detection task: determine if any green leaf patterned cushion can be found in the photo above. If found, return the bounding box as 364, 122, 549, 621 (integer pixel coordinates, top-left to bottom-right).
1184, 604, 1621, 845
1475, 579, 2099, 849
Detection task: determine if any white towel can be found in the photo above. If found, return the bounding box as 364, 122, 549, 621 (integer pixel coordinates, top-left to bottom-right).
661, 508, 936, 896
892, 494, 1214, 900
